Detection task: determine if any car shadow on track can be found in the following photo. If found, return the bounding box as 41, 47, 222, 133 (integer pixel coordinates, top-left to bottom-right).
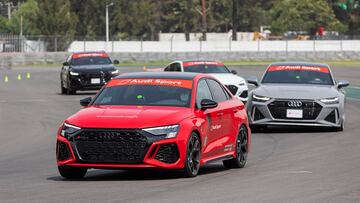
252, 126, 336, 134
47, 163, 229, 181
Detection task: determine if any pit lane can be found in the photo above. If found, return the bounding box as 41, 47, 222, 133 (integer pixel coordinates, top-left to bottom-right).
0, 64, 359, 202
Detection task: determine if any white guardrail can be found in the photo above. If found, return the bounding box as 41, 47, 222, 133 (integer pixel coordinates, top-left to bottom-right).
68, 40, 360, 53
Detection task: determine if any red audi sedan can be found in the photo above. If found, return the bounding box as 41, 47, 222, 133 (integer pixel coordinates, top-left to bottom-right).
56, 72, 251, 178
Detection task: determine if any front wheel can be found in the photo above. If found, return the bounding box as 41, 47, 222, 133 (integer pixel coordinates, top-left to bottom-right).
223, 125, 248, 168
58, 166, 87, 179
182, 133, 201, 178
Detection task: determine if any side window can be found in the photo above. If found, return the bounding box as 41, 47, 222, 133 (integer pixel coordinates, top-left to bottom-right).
164, 65, 170, 71
196, 79, 213, 108
206, 79, 228, 103
170, 63, 181, 72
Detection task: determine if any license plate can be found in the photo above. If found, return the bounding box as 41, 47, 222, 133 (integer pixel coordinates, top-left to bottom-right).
286, 109, 303, 118
91, 78, 101, 84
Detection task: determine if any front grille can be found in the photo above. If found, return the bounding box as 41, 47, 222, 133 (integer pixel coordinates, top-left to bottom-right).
239, 90, 248, 98
57, 141, 71, 161
155, 144, 179, 164
268, 100, 322, 120
225, 85, 238, 95
78, 72, 111, 84
73, 129, 149, 163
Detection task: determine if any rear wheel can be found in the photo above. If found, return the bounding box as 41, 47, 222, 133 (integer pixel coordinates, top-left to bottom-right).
223, 125, 248, 168
183, 133, 201, 178
58, 166, 87, 179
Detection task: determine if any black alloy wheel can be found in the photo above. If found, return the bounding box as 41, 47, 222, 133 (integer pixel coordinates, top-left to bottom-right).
183, 133, 201, 177
223, 125, 248, 168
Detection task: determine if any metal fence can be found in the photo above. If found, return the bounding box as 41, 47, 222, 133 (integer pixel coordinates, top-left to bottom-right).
2, 34, 360, 53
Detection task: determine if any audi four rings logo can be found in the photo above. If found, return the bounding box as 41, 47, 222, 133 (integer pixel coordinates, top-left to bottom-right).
288, 100, 302, 107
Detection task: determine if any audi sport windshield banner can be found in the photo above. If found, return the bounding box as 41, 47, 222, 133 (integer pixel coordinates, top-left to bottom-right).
72, 53, 109, 58
183, 61, 224, 67
108, 78, 193, 89
268, 66, 330, 73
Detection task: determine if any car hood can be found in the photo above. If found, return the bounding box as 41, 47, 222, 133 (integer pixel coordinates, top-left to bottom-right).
253, 84, 339, 100
209, 73, 245, 85
66, 105, 193, 129
71, 64, 116, 73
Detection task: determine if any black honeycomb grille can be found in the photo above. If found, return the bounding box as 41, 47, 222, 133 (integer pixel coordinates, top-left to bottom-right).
57, 141, 71, 161
155, 144, 179, 164
74, 129, 148, 164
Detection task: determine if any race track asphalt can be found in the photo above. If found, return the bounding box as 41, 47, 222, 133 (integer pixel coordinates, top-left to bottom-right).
0, 64, 359, 203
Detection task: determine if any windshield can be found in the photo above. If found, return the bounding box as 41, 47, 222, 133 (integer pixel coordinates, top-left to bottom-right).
184, 65, 230, 73
262, 65, 334, 85
93, 79, 193, 107
71, 56, 112, 66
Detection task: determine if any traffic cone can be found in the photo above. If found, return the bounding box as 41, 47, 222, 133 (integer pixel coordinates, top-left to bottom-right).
17, 74, 21, 81
27, 73, 31, 79
4, 75, 9, 82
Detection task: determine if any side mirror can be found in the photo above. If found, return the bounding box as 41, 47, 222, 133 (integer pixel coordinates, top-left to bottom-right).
231, 70, 237, 75
338, 80, 349, 88
247, 76, 259, 87
200, 99, 218, 111
63, 61, 69, 66
113, 60, 120, 65
80, 97, 92, 107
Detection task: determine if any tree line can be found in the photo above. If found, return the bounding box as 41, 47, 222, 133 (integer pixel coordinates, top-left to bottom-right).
0, 0, 359, 41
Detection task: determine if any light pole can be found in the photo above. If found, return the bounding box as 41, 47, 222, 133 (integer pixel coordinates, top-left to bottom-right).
106, 2, 114, 42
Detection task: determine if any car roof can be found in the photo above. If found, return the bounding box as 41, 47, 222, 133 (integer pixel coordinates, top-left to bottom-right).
72, 51, 106, 54
115, 72, 201, 80
269, 61, 330, 68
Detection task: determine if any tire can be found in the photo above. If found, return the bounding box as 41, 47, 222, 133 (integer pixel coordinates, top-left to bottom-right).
58, 166, 87, 179
223, 125, 248, 169
66, 81, 76, 95
60, 80, 67, 95
182, 133, 201, 178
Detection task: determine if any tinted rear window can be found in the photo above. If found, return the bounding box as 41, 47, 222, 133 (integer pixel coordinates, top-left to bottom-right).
262, 65, 333, 85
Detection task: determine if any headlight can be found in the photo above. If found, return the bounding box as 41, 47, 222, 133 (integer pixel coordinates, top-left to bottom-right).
320, 97, 339, 104
253, 94, 271, 102
70, 71, 79, 76
60, 123, 81, 138
143, 124, 179, 139
111, 69, 119, 74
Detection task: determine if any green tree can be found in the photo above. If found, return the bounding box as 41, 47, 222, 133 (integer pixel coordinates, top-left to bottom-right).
7, 0, 39, 35
270, 0, 346, 35
35, 0, 78, 50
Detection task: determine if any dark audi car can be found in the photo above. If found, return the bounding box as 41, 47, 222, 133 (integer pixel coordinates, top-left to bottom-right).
60, 52, 120, 94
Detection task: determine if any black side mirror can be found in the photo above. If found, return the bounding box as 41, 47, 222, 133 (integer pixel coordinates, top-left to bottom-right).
80, 97, 92, 107
63, 62, 69, 66
200, 99, 218, 111
113, 60, 120, 65
231, 70, 237, 75
338, 80, 349, 88
247, 76, 259, 87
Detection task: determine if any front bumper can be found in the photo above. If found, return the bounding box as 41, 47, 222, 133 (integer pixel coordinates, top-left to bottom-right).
225, 84, 248, 103
56, 128, 186, 169
247, 99, 343, 128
